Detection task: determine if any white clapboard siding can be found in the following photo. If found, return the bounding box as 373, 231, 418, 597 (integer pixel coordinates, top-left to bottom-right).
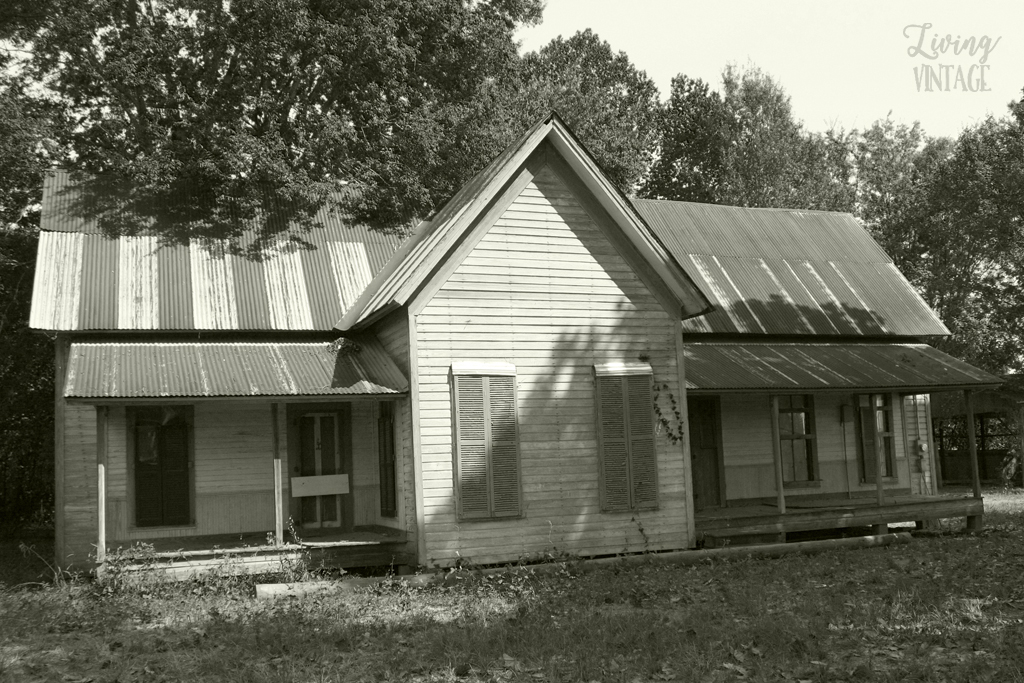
415, 164, 688, 567
193, 402, 274, 493
720, 392, 910, 502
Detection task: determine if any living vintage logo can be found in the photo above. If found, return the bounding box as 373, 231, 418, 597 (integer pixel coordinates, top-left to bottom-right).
903, 23, 1000, 92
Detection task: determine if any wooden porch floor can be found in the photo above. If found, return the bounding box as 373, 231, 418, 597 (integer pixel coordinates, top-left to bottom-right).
695, 494, 983, 542
107, 527, 412, 577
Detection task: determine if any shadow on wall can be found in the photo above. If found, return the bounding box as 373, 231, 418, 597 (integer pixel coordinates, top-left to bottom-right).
436, 170, 686, 565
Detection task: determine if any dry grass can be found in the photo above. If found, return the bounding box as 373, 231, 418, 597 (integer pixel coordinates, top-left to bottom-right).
3, 491, 1024, 682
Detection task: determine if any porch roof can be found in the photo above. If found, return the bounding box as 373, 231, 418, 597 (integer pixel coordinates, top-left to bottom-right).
684, 342, 1002, 393
64, 338, 408, 399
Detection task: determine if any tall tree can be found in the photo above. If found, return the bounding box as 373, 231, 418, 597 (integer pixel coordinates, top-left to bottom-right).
1, 0, 543, 253
853, 103, 1024, 373
915, 113, 1024, 372
0, 77, 63, 529
641, 74, 730, 203
641, 64, 853, 211
515, 29, 661, 192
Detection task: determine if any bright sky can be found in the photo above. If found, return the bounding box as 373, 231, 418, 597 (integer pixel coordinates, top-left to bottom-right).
516, 0, 1024, 139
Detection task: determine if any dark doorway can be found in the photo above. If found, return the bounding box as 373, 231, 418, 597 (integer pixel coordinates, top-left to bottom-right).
688, 396, 725, 510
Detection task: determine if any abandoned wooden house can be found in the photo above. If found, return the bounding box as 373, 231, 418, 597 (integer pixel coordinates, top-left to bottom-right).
30, 113, 1002, 574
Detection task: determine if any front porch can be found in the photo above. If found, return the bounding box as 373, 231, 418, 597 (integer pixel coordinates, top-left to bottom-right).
695, 493, 983, 546
105, 527, 414, 580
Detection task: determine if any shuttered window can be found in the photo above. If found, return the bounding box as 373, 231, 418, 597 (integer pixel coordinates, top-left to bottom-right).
595, 365, 658, 512
132, 406, 193, 528
452, 363, 520, 520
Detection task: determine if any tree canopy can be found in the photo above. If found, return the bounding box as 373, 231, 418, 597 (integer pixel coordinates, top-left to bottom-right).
514, 29, 661, 192
1, 0, 543, 252
641, 64, 854, 212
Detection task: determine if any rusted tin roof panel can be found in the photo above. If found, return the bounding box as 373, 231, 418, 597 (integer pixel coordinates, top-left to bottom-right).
634, 199, 949, 337
31, 171, 407, 331
685, 342, 1002, 392
64, 338, 408, 398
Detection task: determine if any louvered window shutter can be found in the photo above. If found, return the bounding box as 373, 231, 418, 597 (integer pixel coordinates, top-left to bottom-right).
455, 375, 490, 519
597, 376, 631, 512
453, 371, 521, 520
596, 369, 658, 512
626, 375, 658, 509
488, 376, 520, 517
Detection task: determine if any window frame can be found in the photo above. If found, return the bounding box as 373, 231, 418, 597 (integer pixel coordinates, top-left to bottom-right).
772, 394, 820, 486
857, 393, 896, 483
594, 363, 659, 512
450, 363, 522, 521
378, 401, 397, 519
127, 405, 195, 529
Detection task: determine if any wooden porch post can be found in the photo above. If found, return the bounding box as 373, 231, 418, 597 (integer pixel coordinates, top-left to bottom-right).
873, 399, 886, 534
769, 396, 786, 516
272, 403, 284, 546
965, 390, 983, 531
96, 406, 108, 567
924, 394, 940, 494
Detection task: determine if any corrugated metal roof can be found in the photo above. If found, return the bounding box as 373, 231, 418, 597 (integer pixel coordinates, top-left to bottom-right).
633, 199, 949, 338
30, 171, 408, 331
338, 113, 712, 330
685, 342, 1001, 392
64, 337, 409, 399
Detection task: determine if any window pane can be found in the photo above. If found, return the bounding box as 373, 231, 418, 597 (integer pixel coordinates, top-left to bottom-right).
137, 425, 159, 465
793, 440, 809, 481
883, 436, 894, 476
792, 411, 807, 436
320, 416, 337, 475
779, 411, 793, 436
781, 440, 795, 481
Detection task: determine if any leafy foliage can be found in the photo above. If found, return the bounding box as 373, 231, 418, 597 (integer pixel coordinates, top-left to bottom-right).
642, 64, 854, 212
514, 29, 661, 192
0, 227, 54, 530
855, 105, 1024, 372
0, 74, 60, 530
641, 74, 730, 203
2, 0, 542, 252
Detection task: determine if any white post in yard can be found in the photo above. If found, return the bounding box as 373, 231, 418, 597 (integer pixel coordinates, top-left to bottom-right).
272, 403, 284, 546
96, 405, 108, 567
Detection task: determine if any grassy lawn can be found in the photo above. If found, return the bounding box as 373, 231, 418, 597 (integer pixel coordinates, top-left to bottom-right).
4, 490, 1024, 682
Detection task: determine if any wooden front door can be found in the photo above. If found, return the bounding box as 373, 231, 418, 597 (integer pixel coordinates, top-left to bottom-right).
688, 396, 724, 511
299, 413, 344, 528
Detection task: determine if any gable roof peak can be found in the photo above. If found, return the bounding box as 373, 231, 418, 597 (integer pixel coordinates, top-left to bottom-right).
335, 115, 712, 330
